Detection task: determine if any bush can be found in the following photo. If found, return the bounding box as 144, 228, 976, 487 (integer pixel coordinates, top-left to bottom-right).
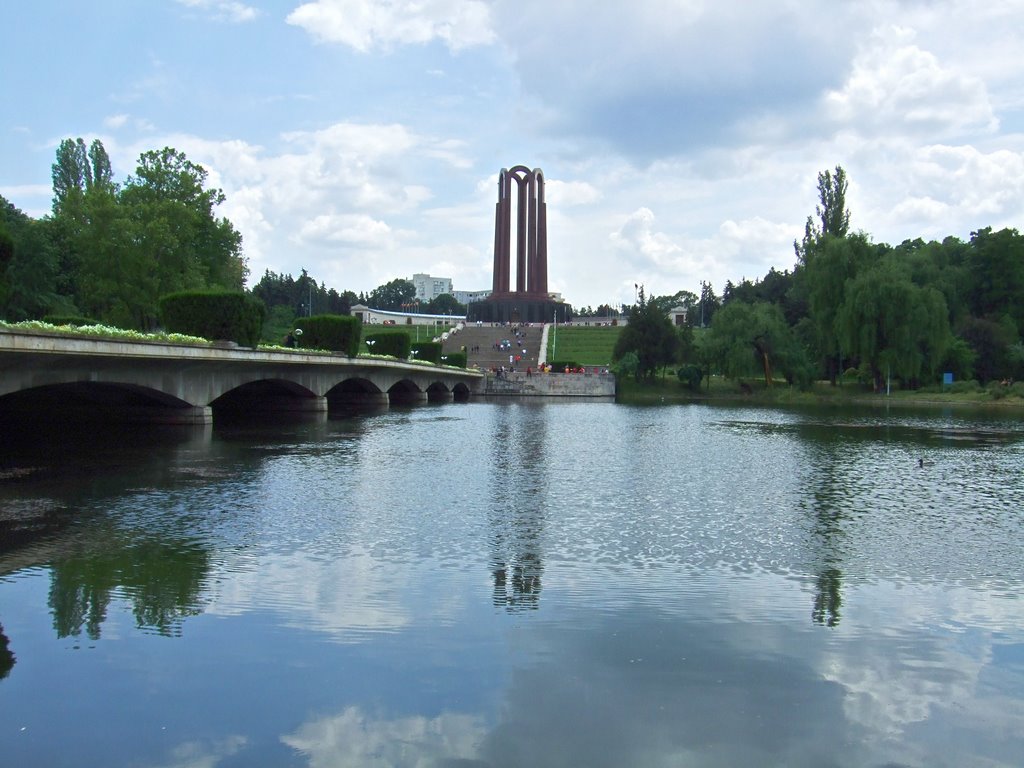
677, 363, 703, 391
948, 379, 981, 394
365, 331, 411, 358
42, 315, 100, 327
442, 352, 466, 368
160, 291, 266, 347
295, 314, 362, 355
411, 341, 442, 364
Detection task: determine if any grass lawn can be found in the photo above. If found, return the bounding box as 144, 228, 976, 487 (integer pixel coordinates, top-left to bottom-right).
547, 325, 622, 365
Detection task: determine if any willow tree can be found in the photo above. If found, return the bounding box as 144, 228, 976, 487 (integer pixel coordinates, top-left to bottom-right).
836, 258, 951, 390
705, 300, 810, 388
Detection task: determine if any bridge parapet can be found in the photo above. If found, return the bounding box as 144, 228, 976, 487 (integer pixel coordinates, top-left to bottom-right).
0, 330, 482, 425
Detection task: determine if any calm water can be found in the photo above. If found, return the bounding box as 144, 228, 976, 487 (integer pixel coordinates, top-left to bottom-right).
1, 401, 1023, 767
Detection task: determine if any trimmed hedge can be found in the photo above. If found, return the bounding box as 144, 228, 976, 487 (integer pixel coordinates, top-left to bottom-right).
365, 331, 411, 359
160, 291, 265, 347
42, 315, 100, 327
43, 313, 101, 325
410, 341, 442, 364
441, 351, 466, 368
295, 314, 362, 355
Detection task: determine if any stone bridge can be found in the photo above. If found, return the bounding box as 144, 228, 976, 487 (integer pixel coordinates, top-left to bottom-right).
0, 330, 483, 425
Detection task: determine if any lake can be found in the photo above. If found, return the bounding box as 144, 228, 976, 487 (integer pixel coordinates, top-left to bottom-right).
1, 400, 1023, 767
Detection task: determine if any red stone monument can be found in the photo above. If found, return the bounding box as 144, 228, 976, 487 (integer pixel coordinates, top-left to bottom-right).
468, 166, 570, 323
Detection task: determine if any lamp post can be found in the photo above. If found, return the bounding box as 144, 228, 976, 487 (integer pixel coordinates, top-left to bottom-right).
365, 339, 376, 355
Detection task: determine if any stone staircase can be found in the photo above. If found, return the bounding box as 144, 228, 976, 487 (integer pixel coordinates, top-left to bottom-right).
441, 323, 545, 372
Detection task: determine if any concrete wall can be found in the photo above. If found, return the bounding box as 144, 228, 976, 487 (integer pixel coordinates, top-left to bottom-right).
482, 371, 615, 399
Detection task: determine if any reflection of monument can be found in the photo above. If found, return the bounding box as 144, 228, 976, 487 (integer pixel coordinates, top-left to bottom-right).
468, 166, 571, 323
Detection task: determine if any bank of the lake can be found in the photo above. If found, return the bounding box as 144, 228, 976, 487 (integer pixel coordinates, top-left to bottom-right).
616, 374, 1024, 411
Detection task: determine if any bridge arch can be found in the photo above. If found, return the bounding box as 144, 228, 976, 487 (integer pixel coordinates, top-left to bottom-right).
0, 381, 208, 426
212, 379, 325, 416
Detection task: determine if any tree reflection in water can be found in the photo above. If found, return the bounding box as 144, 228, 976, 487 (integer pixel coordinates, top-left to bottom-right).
48, 540, 210, 639
0, 622, 14, 680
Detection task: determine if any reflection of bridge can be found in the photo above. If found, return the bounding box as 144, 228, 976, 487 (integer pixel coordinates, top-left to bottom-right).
0, 331, 482, 425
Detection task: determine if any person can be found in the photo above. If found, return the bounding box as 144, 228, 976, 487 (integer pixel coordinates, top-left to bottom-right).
284, 332, 296, 348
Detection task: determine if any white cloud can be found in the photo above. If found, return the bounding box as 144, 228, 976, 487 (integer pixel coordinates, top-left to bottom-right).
297, 213, 394, 248
150, 736, 248, 768
286, 0, 495, 52
281, 707, 486, 767
823, 26, 998, 138
175, 0, 260, 23
611, 208, 683, 268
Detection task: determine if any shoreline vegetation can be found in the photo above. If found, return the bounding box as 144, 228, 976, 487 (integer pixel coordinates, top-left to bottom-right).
615, 374, 1024, 410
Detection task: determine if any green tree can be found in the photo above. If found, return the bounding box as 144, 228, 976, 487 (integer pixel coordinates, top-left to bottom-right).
612, 287, 678, 381
966, 227, 1024, 333
802, 233, 879, 383
122, 147, 246, 291
0, 196, 64, 320
425, 293, 466, 316
836, 257, 951, 390
795, 164, 851, 264
367, 278, 415, 311
705, 300, 810, 387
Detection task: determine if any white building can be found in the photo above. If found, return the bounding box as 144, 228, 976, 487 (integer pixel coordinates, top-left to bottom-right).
453, 289, 491, 305
411, 273, 453, 302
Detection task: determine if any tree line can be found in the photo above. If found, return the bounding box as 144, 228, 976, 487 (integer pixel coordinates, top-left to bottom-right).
615, 166, 1024, 390
0, 137, 468, 343
1, 139, 246, 329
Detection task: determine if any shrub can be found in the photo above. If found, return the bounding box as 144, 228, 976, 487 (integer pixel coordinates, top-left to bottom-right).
365, 331, 411, 358
677, 363, 703, 391
411, 341, 442, 364
295, 314, 362, 355
160, 291, 266, 347
949, 380, 981, 394
442, 352, 466, 368
42, 315, 101, 327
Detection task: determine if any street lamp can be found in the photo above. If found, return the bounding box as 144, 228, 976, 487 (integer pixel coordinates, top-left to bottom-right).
365, 339, 376, 354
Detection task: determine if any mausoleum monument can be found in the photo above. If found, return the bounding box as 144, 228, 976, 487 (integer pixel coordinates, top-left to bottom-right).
467, 165, 570, 323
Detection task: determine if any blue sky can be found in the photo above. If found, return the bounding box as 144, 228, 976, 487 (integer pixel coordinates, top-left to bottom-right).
3, 1, 1023, 308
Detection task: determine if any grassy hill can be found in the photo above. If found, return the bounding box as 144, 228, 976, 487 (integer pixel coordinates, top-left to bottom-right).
547, 325, 622, 365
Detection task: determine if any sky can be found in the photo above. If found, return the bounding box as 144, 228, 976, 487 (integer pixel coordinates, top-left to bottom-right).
3, 1, 1024, 310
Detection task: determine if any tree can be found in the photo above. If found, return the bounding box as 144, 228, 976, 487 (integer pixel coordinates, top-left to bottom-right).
966, 227, 1024, 333
796, 164, 851, 264
425, 293, 466, 316
367, 278, 415, 311
612, 287, 678, 381
104, 146, 247, 327
705, 300, 810, 387
836, 257, 952, 390
0, 196, 64, 320
801, 233, 879, 383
